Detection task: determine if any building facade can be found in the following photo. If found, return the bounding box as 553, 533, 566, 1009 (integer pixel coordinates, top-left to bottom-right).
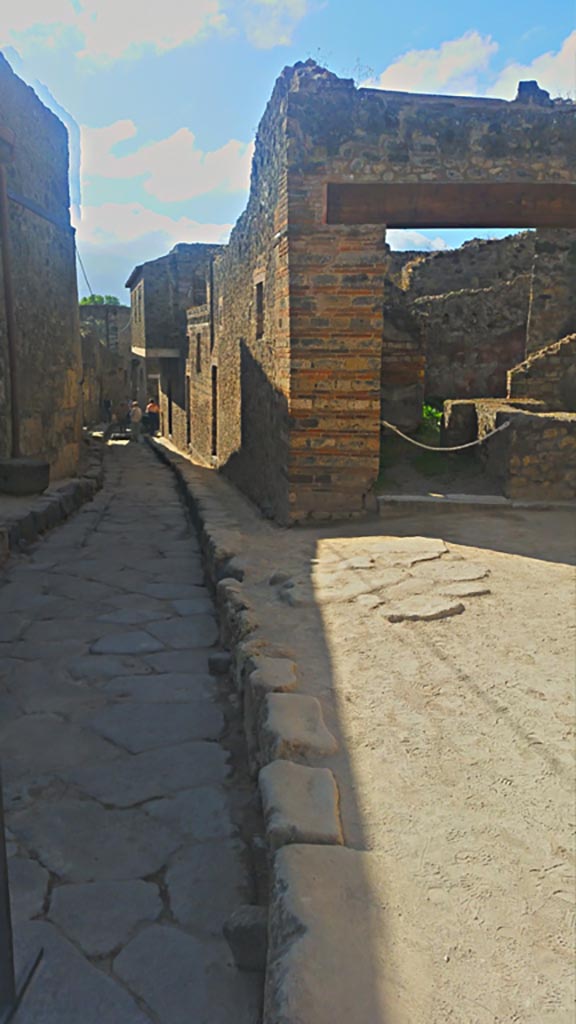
130, 62, 576, 523
126, 242, 224, 431
0, 54, 82, 478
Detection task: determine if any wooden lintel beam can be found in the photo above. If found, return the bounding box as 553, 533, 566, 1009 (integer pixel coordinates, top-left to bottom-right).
326, 182, 576, 228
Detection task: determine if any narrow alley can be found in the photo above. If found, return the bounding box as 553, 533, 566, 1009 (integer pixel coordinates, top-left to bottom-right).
0, 443, 262, 1023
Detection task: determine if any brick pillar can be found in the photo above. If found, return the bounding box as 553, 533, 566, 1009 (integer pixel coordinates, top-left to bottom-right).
287, 175, 386, 521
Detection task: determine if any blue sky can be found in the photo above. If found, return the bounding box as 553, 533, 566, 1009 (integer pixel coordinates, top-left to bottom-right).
1, 1, 574, 299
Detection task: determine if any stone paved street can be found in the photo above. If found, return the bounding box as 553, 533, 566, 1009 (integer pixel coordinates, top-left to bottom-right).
0, 442, 262, 1023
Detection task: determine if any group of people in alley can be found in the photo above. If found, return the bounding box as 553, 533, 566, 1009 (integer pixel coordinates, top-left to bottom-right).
103, 397, 161, 441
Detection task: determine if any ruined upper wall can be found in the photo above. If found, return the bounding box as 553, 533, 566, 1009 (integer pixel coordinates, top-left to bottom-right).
285, 62, 575, 187
399, 232, 536, 298
0, 55, 81, 477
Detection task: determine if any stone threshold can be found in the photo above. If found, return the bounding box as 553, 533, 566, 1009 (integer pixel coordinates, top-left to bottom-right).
0, 438, 105, 567
377, 492, 576, 515
148, 437, 374, 1024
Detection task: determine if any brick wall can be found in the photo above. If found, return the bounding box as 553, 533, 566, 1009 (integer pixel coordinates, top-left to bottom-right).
508, 333, 576, 410
0, 55, 82, 478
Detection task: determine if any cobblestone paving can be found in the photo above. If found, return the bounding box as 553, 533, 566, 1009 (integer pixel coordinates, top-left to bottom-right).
0, 443, 262, 1023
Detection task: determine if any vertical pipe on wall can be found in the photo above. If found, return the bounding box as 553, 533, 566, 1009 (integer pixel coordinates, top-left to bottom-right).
0, 164, 21, 458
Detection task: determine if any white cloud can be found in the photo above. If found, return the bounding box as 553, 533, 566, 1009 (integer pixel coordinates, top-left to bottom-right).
364, 31, 498, 95
387, 230, 449, 252
487, 30, 576, 99
73, 203, 232, 297
0, 0, 311, 60
241, 0, 309, 49
0, 0, 226, 63
75, 201, 231, 247
81, 121, 254, 202
363, 30, 575, 101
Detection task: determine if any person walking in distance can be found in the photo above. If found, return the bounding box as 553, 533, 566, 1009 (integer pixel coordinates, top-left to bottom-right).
129, 401, 143, 443
146, 398, 160, 435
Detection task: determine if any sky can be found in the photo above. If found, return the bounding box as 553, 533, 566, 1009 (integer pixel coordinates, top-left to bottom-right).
1, 1, 574, 300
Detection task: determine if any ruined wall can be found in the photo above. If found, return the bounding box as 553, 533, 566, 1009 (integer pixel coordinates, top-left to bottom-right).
508, 333, 576, 411
401, 233, 535, 297
0, 55, 82, 477
282, 61, 574, 519
414, 274, 530, 399
526, 229, 576, 354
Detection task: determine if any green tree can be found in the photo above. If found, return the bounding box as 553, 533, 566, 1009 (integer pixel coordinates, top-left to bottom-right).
80, 294, 120, 305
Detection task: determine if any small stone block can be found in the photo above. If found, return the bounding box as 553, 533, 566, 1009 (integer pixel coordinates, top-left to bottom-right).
223, 905, 268, 971
209, 651, 232, 675
259, 694, 337, 763
259, 760, 343, 850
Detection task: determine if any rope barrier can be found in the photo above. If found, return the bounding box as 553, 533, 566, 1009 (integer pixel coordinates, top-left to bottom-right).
381, 418, 511, 453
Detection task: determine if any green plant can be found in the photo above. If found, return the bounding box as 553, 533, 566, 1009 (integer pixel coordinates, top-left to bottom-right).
80, 294, 120, 305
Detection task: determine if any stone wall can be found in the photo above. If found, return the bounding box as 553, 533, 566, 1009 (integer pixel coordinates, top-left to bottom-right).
483, 408, 576, 500
508, 333, 576, 410
206, 75, 291, 522
526, 229, 576, 354
0, 55, 82, 478
401, 233, 535, 297
127, 243, 223, 356
81, 328, 129, 425
414, 274, 530, 399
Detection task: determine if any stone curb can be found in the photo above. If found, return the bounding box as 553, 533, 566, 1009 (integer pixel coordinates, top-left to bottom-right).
0, 438, 106, 568
147, 439, 351, 1024
259, 761, 343, 852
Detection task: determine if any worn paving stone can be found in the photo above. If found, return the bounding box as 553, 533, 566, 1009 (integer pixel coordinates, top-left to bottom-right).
87, 701, 224, 752
99, 673, 215, 703
9, 799, 180, 882
8, 856, 50, 921
61, 742, 229, 806
142, 583, 208, 601
97, 607, 172, 625
144, 649, 213, 674
7, 671, 104, 716
171, 597, 215, 616
67, 653, 153, 680
166, 841, 250, 934
144, 786, 235, 842
114, 925, 261, 1024
0, 614, 30, 642
0, 715, 120, 776
14, 922, 151, 1024
145, 616, 219, 649
385, 596, 466, 623
49, 880, 162, 956
90, 631, 164, 655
